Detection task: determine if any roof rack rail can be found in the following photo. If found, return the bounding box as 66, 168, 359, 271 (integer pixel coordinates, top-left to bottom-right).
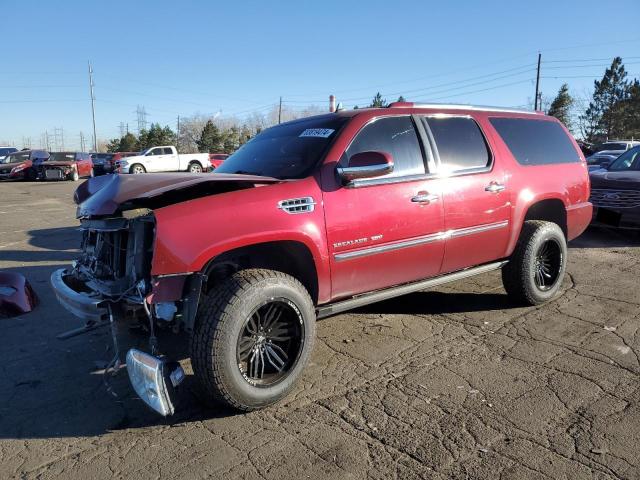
387, 102, 539, 115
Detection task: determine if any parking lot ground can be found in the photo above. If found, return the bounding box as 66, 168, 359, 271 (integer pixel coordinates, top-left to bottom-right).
1, 180, 639, 479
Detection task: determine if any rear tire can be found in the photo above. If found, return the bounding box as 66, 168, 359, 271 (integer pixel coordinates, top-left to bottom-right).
190, 269, 315, 411
502, 220, 567, 306
130, 164, 146, 174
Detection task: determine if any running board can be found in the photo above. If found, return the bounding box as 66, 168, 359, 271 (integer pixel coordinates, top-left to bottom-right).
316, 261, 508, 319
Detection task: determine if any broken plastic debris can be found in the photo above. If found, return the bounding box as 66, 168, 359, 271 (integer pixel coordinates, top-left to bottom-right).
478, 447, 489, 453
469, 389, 480, 394
603, 326, 616, 331
616, 346, 631, 355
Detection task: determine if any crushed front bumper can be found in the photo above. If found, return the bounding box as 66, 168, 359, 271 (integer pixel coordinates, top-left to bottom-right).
50, 268, 109, 322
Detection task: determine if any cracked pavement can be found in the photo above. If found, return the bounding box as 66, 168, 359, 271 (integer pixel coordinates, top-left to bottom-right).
1, 181, 639, 479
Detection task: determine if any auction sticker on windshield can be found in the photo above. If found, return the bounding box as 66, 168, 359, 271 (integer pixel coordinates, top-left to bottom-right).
299, 128, 335, 138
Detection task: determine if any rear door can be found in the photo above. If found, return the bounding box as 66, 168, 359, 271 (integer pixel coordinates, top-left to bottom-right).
323, 115, 446, 299
419, 115, 511, 273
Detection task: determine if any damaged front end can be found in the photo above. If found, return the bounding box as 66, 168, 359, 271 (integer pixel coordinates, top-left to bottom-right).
51, 211, 188, 415
52, 173, 278, 414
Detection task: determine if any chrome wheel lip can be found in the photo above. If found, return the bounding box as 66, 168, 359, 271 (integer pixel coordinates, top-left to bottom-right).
236, 297, 304, 388
533, 238, 563, 292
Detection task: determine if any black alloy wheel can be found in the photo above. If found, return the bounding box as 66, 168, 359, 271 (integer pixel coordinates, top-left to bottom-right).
533, 238, 563, 291
236, 299, 303, 386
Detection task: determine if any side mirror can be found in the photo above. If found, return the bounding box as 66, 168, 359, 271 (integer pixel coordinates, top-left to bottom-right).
336, 151, 394, 184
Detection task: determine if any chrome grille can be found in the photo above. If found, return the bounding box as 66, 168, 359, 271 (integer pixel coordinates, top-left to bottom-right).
278, 197, 316, 214
590, 189, 640, 208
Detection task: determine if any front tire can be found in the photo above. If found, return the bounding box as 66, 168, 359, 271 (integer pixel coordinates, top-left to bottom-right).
188, 162, 203, 173
502, 220, 567, 306
69, 170, 79, 182
191, 269, 315, 411
130, 164, 146, 174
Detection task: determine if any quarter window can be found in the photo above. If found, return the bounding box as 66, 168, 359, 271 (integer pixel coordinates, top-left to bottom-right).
345, 116, 425, 178
489, 117, 581, 165
423, 116, 490, 172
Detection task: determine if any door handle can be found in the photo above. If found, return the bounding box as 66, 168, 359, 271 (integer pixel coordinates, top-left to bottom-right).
411, 192, 439, 204
485, 182, 505, 193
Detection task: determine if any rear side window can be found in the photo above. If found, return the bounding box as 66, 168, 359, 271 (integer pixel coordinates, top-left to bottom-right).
490, 117, 581, 165
423, 116, 490, 172
163, 147, 173, 155
345, 116, 425, 178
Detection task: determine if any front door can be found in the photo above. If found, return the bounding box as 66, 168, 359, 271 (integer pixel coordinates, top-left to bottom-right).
419, 115, 511, 273
322, 115, 446, 300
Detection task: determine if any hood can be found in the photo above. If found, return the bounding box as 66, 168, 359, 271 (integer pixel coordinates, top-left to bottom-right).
590, 169, 640, 190
74, 172, 283, 218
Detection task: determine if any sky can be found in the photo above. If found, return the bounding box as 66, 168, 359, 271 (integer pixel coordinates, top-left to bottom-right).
1, 0, 639, 150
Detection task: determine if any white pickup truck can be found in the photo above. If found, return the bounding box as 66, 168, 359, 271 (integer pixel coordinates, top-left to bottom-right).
116, 146, 211, 174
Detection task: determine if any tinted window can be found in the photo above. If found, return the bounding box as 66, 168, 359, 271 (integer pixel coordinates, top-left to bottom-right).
163, 147, 173, 155
490, 117, 580, 165
216, 115, 348, 179
148, 148, 163, 156
597, 142, 627, 152
423, 116, 490, 172
344, 116, 425, 178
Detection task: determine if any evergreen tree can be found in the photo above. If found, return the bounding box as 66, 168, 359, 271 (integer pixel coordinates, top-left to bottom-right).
137, 124, 176, 150
623, 79, 640, 139
223, 126, 240, 153
397, 95, 406, 103
369, 92, 387, 108
580, 57, 629, 141
119, 132, 138, 151
547, 84, 573, 129
197, 120, 225, 152
238, 124, 252, 146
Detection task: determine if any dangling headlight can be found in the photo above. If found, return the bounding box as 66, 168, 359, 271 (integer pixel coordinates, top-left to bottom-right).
126, 349, 185, 416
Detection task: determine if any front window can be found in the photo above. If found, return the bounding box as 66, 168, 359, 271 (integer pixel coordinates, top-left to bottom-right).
343, 116, 425, 178
216, 115, 348, 179
608, 147, 640, 171
2, 152, 30, 164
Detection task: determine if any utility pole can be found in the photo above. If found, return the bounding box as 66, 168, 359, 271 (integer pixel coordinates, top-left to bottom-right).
278, 96, 282, 124
88, 61, 98, 151
534, 52, 541, 111
79, 132, 85, 151
176, 115, 180, 152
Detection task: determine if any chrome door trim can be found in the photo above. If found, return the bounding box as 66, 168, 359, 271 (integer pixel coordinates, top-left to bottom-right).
333, 220, 509, 262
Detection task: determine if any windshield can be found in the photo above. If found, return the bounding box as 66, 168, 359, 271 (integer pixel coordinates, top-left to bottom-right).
1, 152, 29, 164
608, 147, 640, 171
48, 152, 75, 162
215, 115, 348, 179
0, 147, 17, 157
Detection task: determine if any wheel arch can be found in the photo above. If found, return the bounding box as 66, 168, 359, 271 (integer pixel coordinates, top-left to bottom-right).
507, 196, 568, 255
201, 240, 320, 305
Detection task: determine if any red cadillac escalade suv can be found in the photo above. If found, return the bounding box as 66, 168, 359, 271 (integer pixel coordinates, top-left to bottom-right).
51, 103, 592, 415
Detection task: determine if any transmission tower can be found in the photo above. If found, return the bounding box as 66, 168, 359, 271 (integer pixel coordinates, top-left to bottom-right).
136, 105, 148, 132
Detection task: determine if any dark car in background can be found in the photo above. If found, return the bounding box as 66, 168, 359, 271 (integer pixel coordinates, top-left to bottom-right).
0, 149, 49, 180
35, 152, 94, 181
590, 145, 640, 229
91, 152, 138, 175
586, 140, 640, 171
